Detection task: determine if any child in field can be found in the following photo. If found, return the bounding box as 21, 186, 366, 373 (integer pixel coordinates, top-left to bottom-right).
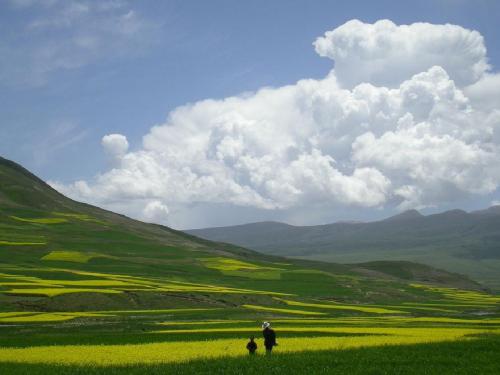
246, 336, 257, 354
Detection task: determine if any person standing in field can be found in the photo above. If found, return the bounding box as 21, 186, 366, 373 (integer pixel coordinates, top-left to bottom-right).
262, 321, 277, 354
246, 336, 257, 355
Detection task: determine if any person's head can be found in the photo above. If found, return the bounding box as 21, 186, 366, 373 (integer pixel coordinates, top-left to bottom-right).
262, 321, 271, 329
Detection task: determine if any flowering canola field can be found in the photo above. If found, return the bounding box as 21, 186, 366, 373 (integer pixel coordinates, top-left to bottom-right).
0, 320, 498, 366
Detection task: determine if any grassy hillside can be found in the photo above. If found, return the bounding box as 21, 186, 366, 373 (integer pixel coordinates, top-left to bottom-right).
187, 208, 500, 291
1, 155, 486, 313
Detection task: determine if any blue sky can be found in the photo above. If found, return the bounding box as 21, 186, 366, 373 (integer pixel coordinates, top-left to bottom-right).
1, 0, 500, 228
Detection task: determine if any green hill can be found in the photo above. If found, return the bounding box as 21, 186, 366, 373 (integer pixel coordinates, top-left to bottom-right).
0, 156, 487, 315
187, 208, 500, 291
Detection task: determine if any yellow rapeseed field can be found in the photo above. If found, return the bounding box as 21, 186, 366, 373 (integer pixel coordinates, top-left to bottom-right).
52, 212, 107, 224
199, 257, 284, 280
0, 267, 292, 296
0, 312, 113, 323
5, 288, 122, 297
276, 298, 406, 314
10, 216, 68, 224
0, 327, 496, 366
242, 304, 327, 315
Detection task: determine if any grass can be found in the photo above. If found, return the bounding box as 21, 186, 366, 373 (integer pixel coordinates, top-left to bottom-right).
410, 284, 500, 304
242, 304, 328, 316
5, 288, 123, 297
276, 298, 407, 314
0, 309, 222, 324
10, 216, 68, 224
0, 240, 46, 246
1, 157, 500, 373
0, 327, 496, 366
52, 212, 107, 225
0, 312, 112, 323
0, 303, 498, 373
3, 335, 494, 375
41, 251, 113, 263
199, 257, 283, 280
0, 267, 294, 297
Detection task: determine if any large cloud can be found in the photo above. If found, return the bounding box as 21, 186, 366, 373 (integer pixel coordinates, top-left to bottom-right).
314, 19, 489, 88
51, 20, 500, 228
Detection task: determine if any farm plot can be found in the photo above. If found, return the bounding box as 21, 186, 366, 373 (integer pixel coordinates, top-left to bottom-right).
0, 319, 498, 366
0, 266, 293, 297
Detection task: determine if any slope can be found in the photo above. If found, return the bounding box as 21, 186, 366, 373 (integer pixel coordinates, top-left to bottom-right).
187, 208, 500, 291
0, 156, 486, 315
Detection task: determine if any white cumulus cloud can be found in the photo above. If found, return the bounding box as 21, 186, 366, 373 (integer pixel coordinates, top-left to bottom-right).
141, 200, 169, 223
51, 20, 500, 228
102, 133, 129, 162
314, 19, 489, 88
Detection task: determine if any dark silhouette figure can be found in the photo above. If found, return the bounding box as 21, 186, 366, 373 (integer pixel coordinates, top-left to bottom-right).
246, 336, 257, 354
262, 322, 277, 354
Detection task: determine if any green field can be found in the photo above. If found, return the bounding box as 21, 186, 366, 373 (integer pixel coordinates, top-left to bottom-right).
1, 305, 499, 374
1, 156, 499, 373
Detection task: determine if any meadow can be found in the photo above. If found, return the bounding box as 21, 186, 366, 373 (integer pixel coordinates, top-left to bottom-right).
1, 284, 499, 374
0, 309, 499, 374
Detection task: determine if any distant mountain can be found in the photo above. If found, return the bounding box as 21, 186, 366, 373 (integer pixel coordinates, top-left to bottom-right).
381, 209, 423, 222
187, 208, 500, 291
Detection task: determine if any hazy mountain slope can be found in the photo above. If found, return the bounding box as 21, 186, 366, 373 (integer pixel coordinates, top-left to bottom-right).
187, 208, 500, 291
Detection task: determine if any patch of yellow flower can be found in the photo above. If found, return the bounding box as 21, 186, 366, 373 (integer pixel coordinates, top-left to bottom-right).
242, 304, 327, 315
199, 257, 283, 280
410, 283, 500, 305
5, 288, 122, 297
0, 312, 113, 323
10, 216, 68, 224
0, 327, 497, 366
276, 298, 406, 314
0, 267, 292, 297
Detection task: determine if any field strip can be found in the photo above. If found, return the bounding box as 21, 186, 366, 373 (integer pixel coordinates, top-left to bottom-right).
101, 308, 223, 314
276, 298, 407, 314
151, 327, 386, 334
10, 216, 68, 224
0, 312, 113, 323
41, 251, 115, 264
158, 320, 253, 326
0, 328, 496, 366
151, 326, 500, 335
4, 288, 122, 297
0, 267, 294, 296
271, 317, 500, 325
0, 309, 223, 323
0, 240, 46, 246
242, 304, 327, 315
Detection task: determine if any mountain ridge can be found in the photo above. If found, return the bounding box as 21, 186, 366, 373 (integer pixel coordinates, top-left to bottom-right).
186, 206, 500, 291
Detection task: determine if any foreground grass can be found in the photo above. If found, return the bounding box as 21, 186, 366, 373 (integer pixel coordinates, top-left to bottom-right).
1, 335, 498, 375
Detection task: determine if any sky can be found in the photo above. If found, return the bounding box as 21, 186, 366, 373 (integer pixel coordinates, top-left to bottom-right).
1, 0, 500, 229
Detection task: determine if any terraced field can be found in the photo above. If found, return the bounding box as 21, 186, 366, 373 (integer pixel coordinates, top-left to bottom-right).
1, 296, 499, 373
